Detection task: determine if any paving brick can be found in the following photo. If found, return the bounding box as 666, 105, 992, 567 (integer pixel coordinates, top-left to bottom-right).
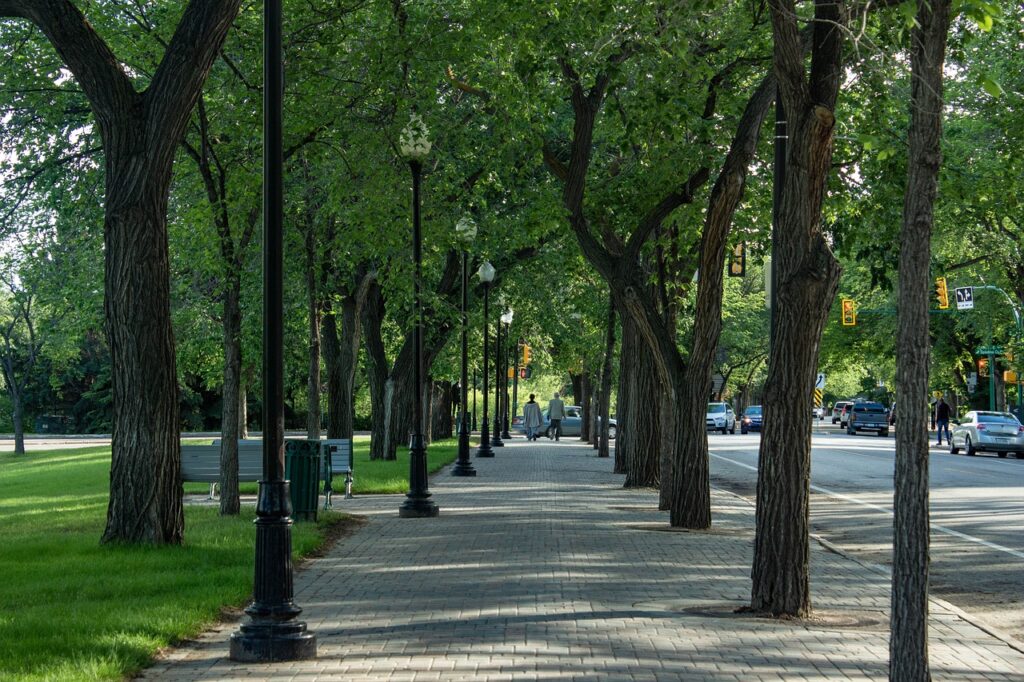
138, 439, 1024, 681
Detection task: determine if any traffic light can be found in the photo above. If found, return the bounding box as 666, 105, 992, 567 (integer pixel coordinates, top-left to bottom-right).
522, 344, 532, 365
728, 242, 745, 277
841, 299, 856, 326
935, 276, 949, 309
978, 357, 988, 377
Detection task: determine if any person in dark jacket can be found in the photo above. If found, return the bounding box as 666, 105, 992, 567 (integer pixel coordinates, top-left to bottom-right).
935, 397, 951, 446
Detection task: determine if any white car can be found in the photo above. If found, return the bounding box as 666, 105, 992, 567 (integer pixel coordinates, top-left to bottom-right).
706, 402, 736, 434
949, 411, 1024, 458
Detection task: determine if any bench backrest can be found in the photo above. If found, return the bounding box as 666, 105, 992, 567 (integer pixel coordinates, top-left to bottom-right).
322, 439, 353, 476
181, 441, 263, 483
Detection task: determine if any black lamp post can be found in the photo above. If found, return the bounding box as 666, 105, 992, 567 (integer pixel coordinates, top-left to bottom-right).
398, 114, 439, 519
451, 216, 478, 477
230, 0, 316, 662
500, 309, 514, 439
491, 307, 505, 448
476, 261, 496, 457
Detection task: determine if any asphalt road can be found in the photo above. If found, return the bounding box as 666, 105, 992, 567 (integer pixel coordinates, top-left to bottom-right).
708, 423, 1024, 645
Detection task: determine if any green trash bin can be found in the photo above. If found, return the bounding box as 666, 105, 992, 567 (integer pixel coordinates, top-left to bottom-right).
285, 440, 322, 522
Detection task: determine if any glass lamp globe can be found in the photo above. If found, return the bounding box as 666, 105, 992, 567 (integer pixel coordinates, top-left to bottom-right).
455, 216, 477, 243
477, 261, 496, 283
501, 310, 514, 325
399, 113, 431, 161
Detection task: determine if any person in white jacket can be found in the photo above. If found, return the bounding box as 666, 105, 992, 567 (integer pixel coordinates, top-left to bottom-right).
523, 394, 545, 441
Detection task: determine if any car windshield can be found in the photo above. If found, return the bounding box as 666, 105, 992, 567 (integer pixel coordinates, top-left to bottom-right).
745, 406, 762, 416
977, 413, 1021, 425
854, 403, 886, 413
707, 404, 726, 413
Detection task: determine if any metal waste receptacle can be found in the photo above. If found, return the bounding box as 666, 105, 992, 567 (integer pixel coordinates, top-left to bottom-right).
284, 439, 322, 522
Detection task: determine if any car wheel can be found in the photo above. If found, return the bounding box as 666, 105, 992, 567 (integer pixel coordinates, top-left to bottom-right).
741, 427, 748, 435
965, 435, 976, 457
608, 425, 617, 440
949, 437, 959, 455
832, 418, 837, 424
729, 423, 736, 434
997, 452, 1007, 458
847, 428, 855, 436
880, 430, 889, 437
720, 426, 727, 435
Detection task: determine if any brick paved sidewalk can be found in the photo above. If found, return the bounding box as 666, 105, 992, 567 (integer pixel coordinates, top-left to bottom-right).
141, 439, 1024, 681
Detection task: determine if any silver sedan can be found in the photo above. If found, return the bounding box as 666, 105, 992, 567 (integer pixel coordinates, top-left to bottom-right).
949, 411, 1024, 458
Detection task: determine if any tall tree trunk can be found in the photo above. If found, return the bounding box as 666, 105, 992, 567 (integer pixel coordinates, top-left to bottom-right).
11, 391, 25, 456
101, 159, 183, 545
614, 323, 632, 475
323, 292, 361, 439
620, 317, 661, 489
891, 0, 950, 677
239, 365, 251, 439
362, 282, 395, 460
304, 226, 321, 441
580, 374, 592, 442
598, 299, 615, 458
219, 283, 242, 515
570, 373, 583, 407
751, 0, 845, 615
658, 384, 676, 510
430, 380, 452, 439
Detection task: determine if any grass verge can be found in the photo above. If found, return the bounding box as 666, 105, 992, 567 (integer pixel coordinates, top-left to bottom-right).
0, 445, 347, 682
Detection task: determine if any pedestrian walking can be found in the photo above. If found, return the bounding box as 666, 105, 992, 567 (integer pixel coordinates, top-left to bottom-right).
523, 394, 544, 441
935, 397, 951, 446
548, 392, 566, 441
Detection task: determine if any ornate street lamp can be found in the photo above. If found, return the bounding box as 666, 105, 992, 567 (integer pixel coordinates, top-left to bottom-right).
500, 309, 514, 439
230, 0, 316, 661
476, 261, 496, 457
398, 114, 438, 519
451, 217, 478, 477
491, 302, 506, 448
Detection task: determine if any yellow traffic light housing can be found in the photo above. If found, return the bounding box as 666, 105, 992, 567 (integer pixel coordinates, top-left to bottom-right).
935, 276, 949, 309
728, 242, 745, 277
841, 298, 856, 326
522, 344, 532, 365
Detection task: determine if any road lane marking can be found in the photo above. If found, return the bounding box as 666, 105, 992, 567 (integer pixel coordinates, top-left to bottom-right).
709, 451, 1024, 562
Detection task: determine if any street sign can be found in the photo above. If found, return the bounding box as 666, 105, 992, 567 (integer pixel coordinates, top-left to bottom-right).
975, 346, 1003, 355
955, 286, 974, 310
967, 372, 978, 391
815, 373, 826, 389
813, 388, 823, 407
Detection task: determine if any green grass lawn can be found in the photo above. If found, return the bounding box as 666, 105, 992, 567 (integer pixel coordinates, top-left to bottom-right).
1, 436, 459, 681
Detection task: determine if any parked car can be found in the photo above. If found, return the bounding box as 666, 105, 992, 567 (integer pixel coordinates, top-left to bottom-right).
706, 402, 736, 434
832, 400, 852, 425
949, 411, 1024, 458
741, 405, 763, 434
515, 405, 618, 439
846, 401, 890, 437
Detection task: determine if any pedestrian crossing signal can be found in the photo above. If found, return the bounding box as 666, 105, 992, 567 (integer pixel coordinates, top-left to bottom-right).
935, 276, 949, 309
841, 299, 856, 326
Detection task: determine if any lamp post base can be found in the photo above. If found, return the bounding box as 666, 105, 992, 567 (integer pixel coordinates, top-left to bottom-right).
229, 621, 317, 662
452, 424, 477, 476
398, 497, 440, 517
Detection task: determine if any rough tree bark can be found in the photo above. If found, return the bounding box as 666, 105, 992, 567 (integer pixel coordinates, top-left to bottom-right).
0, 281, 41, 457
597, 298, 615, 458
580, 373, 592, 442
620, 317, 662, 489
750, 0, 845, 615
891, 0, 950, 677
671, 73, 778, 527
302, 213, 322, 441
219, 283, 243, 515
613, 328, 631, 475
0, 1, 244, 543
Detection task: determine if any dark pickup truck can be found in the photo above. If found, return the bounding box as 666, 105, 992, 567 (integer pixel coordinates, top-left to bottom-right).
847, 402, 890, 437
